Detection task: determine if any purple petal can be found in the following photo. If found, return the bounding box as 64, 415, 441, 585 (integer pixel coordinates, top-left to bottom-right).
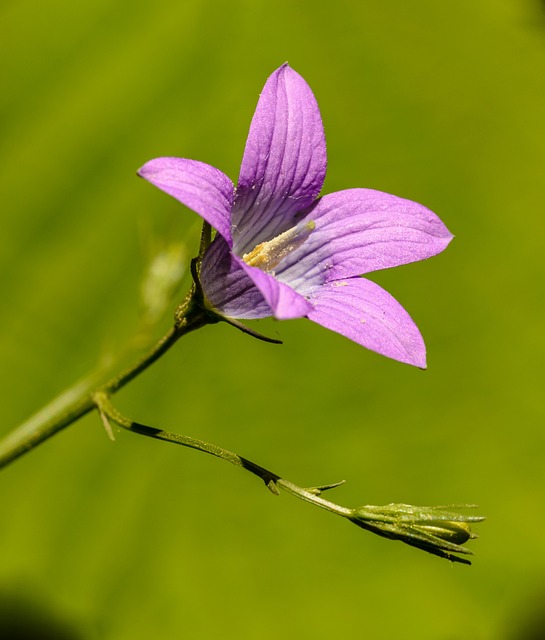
307, 277, 427, 368
275, 189, 453, 289
239, 260, 314, 320
201, 236, 271, 319
138, 158, 234, 245
232, 64, 327, 254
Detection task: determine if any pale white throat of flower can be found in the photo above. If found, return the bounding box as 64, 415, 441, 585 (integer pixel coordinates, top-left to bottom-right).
242, 220, 316, 272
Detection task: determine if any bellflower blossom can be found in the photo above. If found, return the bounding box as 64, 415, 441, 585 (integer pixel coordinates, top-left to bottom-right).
138, 64, 452, 367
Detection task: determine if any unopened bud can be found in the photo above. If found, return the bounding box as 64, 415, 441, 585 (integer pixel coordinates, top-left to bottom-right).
412, 520, 473, 545
349, 503, 484, 564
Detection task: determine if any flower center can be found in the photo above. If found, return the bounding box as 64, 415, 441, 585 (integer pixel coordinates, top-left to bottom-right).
242, 220, 316, 273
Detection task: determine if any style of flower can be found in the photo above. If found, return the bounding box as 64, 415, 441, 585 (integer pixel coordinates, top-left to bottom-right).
138, 64, 452, 367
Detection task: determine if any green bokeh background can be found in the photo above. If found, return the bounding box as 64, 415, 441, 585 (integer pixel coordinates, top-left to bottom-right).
2, 1, 545, 638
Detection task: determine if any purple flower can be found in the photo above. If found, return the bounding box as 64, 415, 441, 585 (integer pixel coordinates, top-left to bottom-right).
138, 64, 452, 367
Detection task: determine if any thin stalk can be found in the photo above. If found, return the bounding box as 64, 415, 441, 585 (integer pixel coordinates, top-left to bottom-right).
94, 391, 352, 515
92, 392, 483, 566
275, 478, 352, 517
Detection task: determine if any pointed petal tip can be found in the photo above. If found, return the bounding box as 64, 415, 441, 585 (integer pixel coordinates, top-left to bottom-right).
233, 61, 326, 250
435, 217, 454, 249
273, 62, 310, 86
136, 157, 235, 245
307, 278, 429, 368
441, 226, 455, 243
393, 346, 427, 369
274, 62, 292, 75
415, 357, 428, 370
434, 228, 454, 259
402, 341, 427, 369
136, 161, 152, 178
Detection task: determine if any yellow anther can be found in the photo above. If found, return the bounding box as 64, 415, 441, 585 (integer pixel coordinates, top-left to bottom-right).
242, 221, 316, 272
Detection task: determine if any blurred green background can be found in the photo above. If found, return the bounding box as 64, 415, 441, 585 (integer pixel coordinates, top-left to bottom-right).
1, 0, 545, 638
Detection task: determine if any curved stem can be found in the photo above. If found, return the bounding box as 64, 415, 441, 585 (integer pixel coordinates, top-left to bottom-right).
91, 393, 483, 565
0, 299, 207, 470
102, 325, 180, 395
94, 392, 353, 514
9, 376, 479, 566
95, 390, 281, 491
0, 377, 100, 469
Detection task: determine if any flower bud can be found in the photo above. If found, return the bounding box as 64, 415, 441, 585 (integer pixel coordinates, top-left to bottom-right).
412, 520, 473, 545
349, 503, 484, 564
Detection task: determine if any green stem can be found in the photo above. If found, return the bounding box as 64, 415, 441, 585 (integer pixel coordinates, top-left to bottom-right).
0, 299, 208, 470
94, 391, 353, 515
0, 376, 100, 469
102, 325, 180, 395
94, 393, 484, 564
275, 478, 352, 517
93, 392, 486, 564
